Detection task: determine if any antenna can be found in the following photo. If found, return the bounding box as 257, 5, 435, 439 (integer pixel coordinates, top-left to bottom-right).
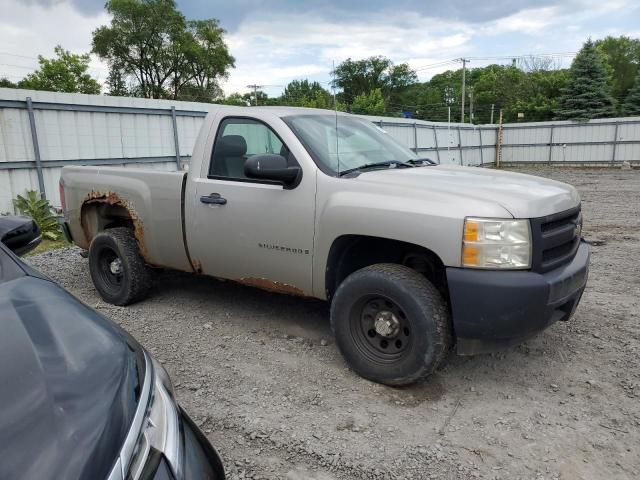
332, 61, 340, 176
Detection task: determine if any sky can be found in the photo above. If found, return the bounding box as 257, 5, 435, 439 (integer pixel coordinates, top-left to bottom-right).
1, 0, 639, 97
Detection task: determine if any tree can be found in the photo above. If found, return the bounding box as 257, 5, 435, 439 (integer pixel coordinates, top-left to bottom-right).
280, 80, 333, 108
0, 78, 17, 88
181, 20, 234, 100
622, 69, 640, 116
334, 56, 417, 107
391, 61, 570, 123
92, 0, 234, 101
555, 40, 616, 120
17, 46, 100, 94
595, 36, 640, 107
222, 92, 250, 106
351, 88, 386, 115
221, 90, 278, 106
105, 67, 129, 96
506, 69, 569, 122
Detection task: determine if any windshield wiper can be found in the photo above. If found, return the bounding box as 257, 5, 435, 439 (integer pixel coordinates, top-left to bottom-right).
406, 158, 437, 166
338, 160, 413, 177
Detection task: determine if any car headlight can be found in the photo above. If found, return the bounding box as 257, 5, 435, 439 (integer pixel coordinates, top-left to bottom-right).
462, 217, 531, 269
127, 356, 183, 480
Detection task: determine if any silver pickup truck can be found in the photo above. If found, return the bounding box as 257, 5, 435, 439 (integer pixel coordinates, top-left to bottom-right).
61, 106, 590, 386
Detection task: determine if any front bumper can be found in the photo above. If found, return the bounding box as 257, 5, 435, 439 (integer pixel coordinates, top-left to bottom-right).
447, 241, 590, 355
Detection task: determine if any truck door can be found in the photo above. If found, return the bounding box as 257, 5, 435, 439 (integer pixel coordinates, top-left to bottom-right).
186, 115, 316, 295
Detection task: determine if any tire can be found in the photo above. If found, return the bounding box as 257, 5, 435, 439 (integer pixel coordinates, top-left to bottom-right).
88, 227, 151, 306
330, 263, 451, 386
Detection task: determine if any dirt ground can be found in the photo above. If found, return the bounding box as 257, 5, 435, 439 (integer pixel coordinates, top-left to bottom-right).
29, 167, 639, 480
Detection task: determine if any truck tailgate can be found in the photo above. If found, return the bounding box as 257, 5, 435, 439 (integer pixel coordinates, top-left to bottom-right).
62, 166, 191, 272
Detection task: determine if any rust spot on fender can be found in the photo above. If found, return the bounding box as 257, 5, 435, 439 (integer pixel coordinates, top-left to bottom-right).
237, 277, 305, 296
81, 191, 151, 263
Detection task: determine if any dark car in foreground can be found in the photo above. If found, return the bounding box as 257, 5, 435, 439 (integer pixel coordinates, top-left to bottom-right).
0, 216, 225, 480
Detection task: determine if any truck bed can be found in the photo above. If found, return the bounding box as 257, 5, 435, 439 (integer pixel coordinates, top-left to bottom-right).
61, 166, 192, 272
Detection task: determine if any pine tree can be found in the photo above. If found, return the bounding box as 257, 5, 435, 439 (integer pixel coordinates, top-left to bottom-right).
555, 40, 617, 120
622, 69, 640, 116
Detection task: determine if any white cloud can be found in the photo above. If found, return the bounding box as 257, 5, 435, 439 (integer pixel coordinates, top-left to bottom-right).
482, 6, 562, 35
1, 0, 637, 98
223, 12, 475, 94
0, 0, 110, 84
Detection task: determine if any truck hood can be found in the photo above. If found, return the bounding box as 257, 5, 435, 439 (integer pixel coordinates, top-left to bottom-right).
354, 165, 580, 218
0, 274, 142, 480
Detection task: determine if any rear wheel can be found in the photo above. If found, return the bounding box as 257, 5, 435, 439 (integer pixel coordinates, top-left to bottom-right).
89, 227, 151, 306
331, 263, 451, 386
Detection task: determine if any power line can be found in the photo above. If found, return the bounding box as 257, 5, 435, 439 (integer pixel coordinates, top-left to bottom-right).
412, 59, 461, 72
411, 51, 577, 74
0, 61, 110, 77
467, 52, 576, 61
0, 51, 40, 60
0, 62, 40, 70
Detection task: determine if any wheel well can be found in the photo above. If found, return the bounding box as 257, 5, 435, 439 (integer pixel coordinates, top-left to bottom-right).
325, 235, 448, 301
80, 202, 135, 247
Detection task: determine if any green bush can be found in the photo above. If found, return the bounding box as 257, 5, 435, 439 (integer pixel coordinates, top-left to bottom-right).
13, 190, 61, 241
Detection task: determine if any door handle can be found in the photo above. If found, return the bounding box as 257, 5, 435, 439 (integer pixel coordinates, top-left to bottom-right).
200, 193, 227, 205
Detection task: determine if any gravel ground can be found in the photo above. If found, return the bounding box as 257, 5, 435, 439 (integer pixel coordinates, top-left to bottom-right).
28, 167, 639, 480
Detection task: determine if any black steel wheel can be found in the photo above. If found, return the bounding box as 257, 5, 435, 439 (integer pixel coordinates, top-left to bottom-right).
331, 263, 451, 386
95, 246, 124, 296
88, 227, 151, 306
351, 295, 413, 362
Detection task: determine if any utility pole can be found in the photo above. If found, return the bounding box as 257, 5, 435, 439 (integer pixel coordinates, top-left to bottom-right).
246, 84, 263, 106
444, 86, 454, 161
447, 106, 451, 158
496, 109, 504, 168
460, 58, 468, 123
490, 104, 495, 124
468, 87, 474, 124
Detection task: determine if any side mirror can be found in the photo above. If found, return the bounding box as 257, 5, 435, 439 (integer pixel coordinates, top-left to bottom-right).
0, 216, 42, 256
244, 154, 301, 185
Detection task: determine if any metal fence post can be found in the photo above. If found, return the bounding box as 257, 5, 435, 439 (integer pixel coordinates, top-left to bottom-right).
478, 128, 484, 166
413, 122, 418, 153
170, 106, 181, 170
25, 97, 46, 199
432, 125, 441, 164
547, 125, 554, 165
457, 128, 464, 165
611, 121, 619, 165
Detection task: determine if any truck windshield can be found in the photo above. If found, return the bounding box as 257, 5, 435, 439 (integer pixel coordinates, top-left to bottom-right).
283, 115, 421, 176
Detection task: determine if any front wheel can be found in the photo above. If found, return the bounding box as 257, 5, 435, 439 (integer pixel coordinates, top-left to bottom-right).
88, 227, 151, 306
330, 264, 451, 386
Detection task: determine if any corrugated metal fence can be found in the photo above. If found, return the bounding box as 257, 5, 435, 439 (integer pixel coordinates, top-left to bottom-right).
365, 115, 640, 167
1, 87, 639, 213
362, 115, 497, 167
499, 118, 640, 165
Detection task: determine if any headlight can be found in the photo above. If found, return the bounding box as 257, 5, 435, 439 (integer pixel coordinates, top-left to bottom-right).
462, 218, 531, 269
127, 357, 182, 480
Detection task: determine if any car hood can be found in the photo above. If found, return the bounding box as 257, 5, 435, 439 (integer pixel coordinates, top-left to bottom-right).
0, 275, 142, 480
354, 165, 580, 218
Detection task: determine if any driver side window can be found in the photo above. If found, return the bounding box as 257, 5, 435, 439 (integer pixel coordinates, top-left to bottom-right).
209, 118, 288, 179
